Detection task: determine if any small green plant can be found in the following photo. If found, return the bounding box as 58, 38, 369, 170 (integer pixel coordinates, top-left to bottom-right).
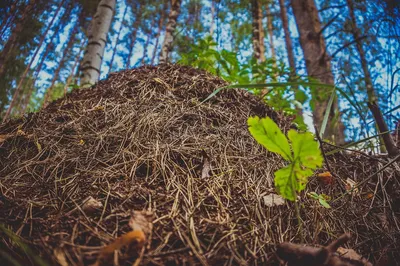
307, 192, 331, 208
248, 116, 323, 201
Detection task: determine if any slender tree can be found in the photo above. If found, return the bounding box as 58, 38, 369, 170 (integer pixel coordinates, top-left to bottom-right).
265, 3, 276, 61
140, 16, 157, 66
159, 0, 182, 64
346, 0, 399, 155
278, 0, 296, 75
125, 2, 143, 68
151, 0, 168, 65
80, 0, 116, 86
291, 0, 345, 144
251, 0, 266, 62
108, 4, 128, 73
2, 0, 65, 121
43, 19, 80, 104
0, 0, 37, 78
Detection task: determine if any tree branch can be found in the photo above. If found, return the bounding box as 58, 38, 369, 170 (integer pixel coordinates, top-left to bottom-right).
331, 35, 367, 59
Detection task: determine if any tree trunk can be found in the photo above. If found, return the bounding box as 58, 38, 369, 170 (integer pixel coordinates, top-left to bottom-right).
64, 42, 85, 96
18, 5, 73, 115
159, 0, 182, 64
291, 0, 345, 144
43, 20, 79, 104
0, 0, 36, 78
2, 0, 64, 121
151, 0, 168, 65
251, 0, 266, 62
278, 0, 296, 74
265, 4, 276, 61
0, 2, 17, 41
140, 17, 157, 65
80, 0, 116, 86
346, 0, 399, 156
108, 4, 128, 73
209, 0, 215, 37
125, 3, 143, 68
19, 42, 53, 115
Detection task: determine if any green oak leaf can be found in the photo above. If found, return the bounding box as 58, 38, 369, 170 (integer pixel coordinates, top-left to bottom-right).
248, 116, 292, 161
274, 164, 297, 201
287, 130, 323, 169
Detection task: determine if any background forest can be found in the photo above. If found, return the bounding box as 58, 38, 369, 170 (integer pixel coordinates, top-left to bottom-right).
0, 0, 399, 151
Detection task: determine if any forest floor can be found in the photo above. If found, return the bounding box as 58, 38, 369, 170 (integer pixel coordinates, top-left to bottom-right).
0, 64, 399, 266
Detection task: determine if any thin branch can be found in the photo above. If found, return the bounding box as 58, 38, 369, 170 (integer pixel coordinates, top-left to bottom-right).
331, 35, 367, 59
318, 13, 340, 36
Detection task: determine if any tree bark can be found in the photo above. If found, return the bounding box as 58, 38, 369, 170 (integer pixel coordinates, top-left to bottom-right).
265, 4, 276, 62
108, 4, 128, 73
291, 0, 345, 144
151, 0, 168, 65
278, 0, 296, 73
80, 0, 116, 86
251, 0, 266, 62
159, 0, 182, 64
125, 3, 142, 68
346, 0, 399, 156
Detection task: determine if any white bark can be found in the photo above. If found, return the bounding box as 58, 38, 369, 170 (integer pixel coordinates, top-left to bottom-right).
159, 0, 182, 64
80, 0, 115, 86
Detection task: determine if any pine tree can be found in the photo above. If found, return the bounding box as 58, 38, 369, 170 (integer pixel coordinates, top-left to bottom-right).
291, 0, 345, 144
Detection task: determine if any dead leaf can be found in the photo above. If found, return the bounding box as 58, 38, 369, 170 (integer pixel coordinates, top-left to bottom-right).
82, 196, 103, 214
337, 247, 362, 260
0, 134, 10, 144
128, 210, 154, 236
263, 193, 285, 207
201, 150, 211, 178
345, 178, 359, 195
376, 213, 389, 230
93, 210, 154, 266
54, 248, 68, 266
317, 171, 334, 185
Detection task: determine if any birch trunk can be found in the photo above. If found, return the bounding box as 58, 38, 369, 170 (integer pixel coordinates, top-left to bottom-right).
159, 0, 182, 64
346, 0, 399, 155
80, 0, 116, 86
291, 0, 345, 144
251, 0, 265, 62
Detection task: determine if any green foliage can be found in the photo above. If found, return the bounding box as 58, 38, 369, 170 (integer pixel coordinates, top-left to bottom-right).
248, 116, 323, 201
179, 36, 312, 127
308, 192, 331, 208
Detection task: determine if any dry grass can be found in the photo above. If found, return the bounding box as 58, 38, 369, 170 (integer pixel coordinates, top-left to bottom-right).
0, 64, 399, 265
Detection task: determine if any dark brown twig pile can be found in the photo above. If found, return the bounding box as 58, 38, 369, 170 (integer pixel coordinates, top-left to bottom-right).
0, 64, 399, 265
